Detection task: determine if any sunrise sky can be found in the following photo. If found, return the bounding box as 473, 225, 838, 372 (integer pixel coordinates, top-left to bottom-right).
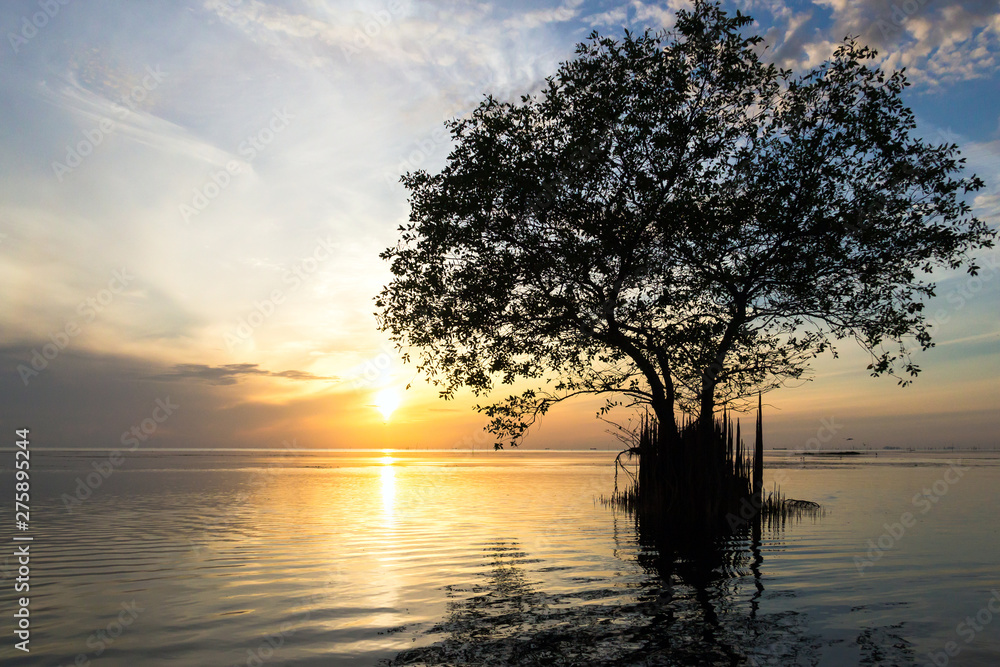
1, 0, 997, 451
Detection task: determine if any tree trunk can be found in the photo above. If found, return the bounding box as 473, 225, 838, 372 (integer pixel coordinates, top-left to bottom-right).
698, 381, 716, 433
698, 302, 746, 429
649, 393, 677, 452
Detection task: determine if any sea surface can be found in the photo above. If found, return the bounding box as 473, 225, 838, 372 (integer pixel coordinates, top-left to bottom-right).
1, 448, 999, 666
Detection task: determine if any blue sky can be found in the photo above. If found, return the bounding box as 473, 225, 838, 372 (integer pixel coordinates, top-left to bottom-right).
0, 0, 997, 450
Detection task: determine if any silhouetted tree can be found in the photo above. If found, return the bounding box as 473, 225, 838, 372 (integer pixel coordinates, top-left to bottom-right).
376, 1, 993, 447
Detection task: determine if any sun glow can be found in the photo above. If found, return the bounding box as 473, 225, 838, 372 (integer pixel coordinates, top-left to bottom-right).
374, 387, 401, 421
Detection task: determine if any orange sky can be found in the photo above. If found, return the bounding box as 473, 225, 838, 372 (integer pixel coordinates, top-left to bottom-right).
0, 0, 997, 451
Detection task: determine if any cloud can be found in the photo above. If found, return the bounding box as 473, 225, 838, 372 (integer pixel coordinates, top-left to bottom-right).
974, 191, 1000, 225
767, 11, 817, 66
34, 64, 239, 170
934, 330, 1000, 347
199, 0, 572, 109
631, 0, 686, 28
775, 0, 1000, 85
0, 348, 358, 449
505, 0, 585, 29
586, 0, 684, 31
155, 363, 335, 385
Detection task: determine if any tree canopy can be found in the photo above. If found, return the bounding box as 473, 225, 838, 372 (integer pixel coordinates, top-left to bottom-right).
376, 1, 994, 448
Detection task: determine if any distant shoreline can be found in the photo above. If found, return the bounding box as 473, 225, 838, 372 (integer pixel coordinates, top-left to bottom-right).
0, 446, 996, 454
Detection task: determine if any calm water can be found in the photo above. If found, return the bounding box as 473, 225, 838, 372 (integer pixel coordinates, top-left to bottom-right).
1, 448, 999, 666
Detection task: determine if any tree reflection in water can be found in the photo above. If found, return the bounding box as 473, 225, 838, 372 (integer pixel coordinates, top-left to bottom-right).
387, 511, 915, 666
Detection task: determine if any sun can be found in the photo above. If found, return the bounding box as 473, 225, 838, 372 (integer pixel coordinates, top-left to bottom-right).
373, 387, 401, 421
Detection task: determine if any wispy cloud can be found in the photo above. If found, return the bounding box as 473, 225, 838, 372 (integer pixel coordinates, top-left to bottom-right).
505, 0, 585, 29
35, 73, 242, 170
156, 363, 335, 385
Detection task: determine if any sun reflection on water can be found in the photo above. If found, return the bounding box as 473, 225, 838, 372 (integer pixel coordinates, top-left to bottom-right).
380, 454, 395, 516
